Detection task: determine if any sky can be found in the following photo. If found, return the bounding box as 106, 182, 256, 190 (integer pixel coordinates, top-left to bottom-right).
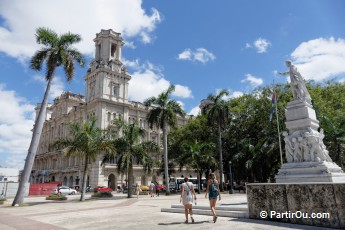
1, 0, 345, 169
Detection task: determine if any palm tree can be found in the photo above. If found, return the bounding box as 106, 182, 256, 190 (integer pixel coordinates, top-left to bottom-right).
52, 117, 108, 201
181, 140, 216, 193
12, 28, 85, 206
201, 89, 229, 191
102, 120, 158, 198
144, 85, 185, 195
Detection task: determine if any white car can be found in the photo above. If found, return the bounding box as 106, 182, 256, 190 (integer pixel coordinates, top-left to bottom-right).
52, 186, 78, 195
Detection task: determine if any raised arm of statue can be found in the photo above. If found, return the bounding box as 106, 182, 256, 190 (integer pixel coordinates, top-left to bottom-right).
278, 71, 289, 76
278, 60, 311, 103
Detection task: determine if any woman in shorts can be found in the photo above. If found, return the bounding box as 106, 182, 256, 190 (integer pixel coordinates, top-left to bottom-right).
180, 177, 197, 223
205, 173, 221, 223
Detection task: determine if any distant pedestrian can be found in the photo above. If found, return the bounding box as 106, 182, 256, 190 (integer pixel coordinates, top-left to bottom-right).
149, 181, 155, 197
155, 183, 160, 197
180, 177, 197, 224
205, 173, 221, 223
135, 183, 140, 199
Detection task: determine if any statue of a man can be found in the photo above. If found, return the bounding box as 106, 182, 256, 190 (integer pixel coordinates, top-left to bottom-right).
278, 61, 311, 103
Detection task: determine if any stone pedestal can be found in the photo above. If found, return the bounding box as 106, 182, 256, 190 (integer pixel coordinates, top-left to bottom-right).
285, 101, 319, 132
247, 183, 345, 229
276, 162, 345, 183
276, 100, 345, 183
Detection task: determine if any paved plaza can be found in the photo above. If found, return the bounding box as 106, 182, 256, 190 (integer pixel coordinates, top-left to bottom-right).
0, 192, 334, 230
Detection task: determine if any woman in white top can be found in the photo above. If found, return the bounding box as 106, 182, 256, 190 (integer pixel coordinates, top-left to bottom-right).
180, 177, 197, 223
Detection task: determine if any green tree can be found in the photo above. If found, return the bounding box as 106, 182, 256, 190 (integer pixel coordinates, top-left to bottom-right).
13, 28, 85, 206
102, 120, 158, 198
144, 85, 185, 195
180, 140, 216, 193
201, 89, 230, 190
52, 117, 108, 201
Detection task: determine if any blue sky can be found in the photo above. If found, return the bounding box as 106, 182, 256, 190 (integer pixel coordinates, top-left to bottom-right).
1, 0, 345, 169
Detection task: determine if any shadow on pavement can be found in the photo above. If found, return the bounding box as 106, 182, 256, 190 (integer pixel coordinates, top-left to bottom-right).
158, 221, 210, 226
220, 202, 247, 206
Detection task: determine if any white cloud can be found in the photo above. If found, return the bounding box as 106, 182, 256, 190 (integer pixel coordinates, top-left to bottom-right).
254, 38, 271, 53
0, 84, 35, 169
173, 85, 193, 98
176, 101, 185, 110
246, 38, 271, 53
177, 48, 215, 63
127, 60, 192, 102
188, 106, 201, 116
123, 58, 141, 69
0, 0, 161, 60
124, 41, 136, 49
178, 49, 192, 61
290, 37, 345, 81
241, 74, 263, 87
32, 75, 65, 100
230, 91, 244, 98
215, 89, 244, 101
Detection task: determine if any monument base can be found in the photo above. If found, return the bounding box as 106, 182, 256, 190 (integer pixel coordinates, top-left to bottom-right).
276, 161, 345, 183
247, 183, 345, 229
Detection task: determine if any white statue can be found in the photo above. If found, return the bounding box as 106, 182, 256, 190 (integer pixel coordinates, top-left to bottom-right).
278, 60, 311, 103
292, 137, 303, 162
283, 132, 294, 162
301, 132, 311, 161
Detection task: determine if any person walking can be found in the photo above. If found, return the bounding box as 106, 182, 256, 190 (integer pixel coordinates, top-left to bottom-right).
205, 173, 221, 223
155, 183, 160, 197
180, 177, 197, 224
149, 181, 155, 197
135, 183, 140, 199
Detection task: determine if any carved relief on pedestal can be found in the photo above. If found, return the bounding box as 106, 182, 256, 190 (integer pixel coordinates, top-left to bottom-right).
283, 128, 333, 163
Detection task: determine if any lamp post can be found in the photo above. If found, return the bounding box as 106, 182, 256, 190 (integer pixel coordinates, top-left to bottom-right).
229, 161, 234, 194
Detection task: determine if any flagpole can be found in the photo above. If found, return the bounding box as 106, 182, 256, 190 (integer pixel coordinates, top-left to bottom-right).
274, 87, 284, 165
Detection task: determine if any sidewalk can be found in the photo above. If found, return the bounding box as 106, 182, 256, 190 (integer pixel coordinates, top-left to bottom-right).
0, 192, 333, 230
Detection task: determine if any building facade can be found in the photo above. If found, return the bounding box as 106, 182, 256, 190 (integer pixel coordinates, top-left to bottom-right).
32, 29, 192, 190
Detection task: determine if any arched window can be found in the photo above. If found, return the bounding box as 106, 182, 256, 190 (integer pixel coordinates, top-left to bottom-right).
111, 44, 117, 57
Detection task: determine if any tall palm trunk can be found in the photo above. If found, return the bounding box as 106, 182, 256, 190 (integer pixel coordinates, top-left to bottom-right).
128, 164, 133, 198
218, 122, 224, 191
163, 121, 170, 195
197, 171, 201, 194
80, 155, 89, 201
12, 76, 54, 206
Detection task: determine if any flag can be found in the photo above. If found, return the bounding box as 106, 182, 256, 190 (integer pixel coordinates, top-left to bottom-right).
269, 91, 276, 121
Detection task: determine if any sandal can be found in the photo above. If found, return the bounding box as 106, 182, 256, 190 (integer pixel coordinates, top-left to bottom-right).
191, 217, 194, 223
213, 216, 218, 223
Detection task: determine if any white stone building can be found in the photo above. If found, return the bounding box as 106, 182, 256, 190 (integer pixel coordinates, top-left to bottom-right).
32, 29, 192, 190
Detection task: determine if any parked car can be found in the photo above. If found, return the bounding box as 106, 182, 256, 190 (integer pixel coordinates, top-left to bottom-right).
93, 186, 113, 193
51, 186, 78, 195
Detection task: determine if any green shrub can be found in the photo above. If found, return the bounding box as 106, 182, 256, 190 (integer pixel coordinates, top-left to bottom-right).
91, 191, 113, 198
46, 194, 67, 200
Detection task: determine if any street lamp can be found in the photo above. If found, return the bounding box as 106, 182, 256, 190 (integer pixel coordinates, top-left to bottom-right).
229, 161, 234, 194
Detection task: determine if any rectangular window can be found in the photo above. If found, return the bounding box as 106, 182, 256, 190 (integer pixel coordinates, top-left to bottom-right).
112, 84, 120, 97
